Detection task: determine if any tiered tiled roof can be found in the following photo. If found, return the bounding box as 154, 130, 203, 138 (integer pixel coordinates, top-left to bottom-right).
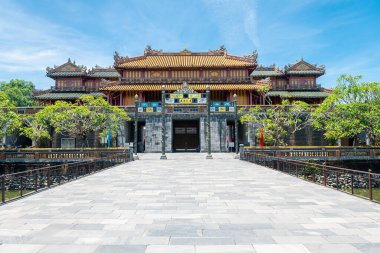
250, 65, 285, 77
35, 92, 105, 100
285, 59, 325, 76
87, 66, 120, 78
267, 90, 329, 98
46, 59, 87, 78
46, 60, 120, 79
114, 47, 257, 69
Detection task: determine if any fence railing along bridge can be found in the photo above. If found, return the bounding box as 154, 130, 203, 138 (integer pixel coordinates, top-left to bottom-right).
1, 148, 133, 204
0, 148, 133, 163
242, 146, 380, 161
241, 146, 380, 203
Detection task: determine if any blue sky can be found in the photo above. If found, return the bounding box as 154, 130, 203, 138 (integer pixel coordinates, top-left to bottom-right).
0, 0, 379, 89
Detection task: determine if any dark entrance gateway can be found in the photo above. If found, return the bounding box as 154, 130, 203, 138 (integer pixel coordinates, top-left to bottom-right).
172, 120, 200, 152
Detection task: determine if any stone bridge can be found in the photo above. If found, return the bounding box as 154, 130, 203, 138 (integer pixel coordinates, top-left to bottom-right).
0, 153, 379, 253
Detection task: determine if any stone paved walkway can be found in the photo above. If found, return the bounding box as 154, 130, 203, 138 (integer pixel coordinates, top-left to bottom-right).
1, 153, 380, 253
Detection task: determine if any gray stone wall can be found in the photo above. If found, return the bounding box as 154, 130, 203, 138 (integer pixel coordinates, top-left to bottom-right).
200, 116, 227, 152
144, 116, 172, 153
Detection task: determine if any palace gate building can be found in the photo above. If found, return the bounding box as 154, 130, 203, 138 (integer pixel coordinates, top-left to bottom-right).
35, 47, 329, 151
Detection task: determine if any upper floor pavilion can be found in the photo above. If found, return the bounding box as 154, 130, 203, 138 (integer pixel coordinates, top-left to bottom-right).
35, 46, 330, 106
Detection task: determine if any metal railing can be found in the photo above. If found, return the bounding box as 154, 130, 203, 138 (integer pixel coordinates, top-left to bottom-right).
1, 152, 132, 204
243, 146, 380, 160
0, 148, 133, 162
241, 151, 380, 203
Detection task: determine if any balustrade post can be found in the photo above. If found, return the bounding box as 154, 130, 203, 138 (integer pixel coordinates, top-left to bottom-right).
335, 171, 339, 189
20, 176, 23, 196
34, 172, 38, 191
368, 169, 373, 201
1, 176, 5, 203
47, 169, 51, 188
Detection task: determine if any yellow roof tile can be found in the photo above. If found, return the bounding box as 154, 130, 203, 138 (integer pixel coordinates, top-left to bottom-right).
117, 55, 255, 69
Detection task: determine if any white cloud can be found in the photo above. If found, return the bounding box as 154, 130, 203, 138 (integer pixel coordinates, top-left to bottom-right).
320, 42, 380, 87
0, 1, 111, 88
203, 0, 260, 49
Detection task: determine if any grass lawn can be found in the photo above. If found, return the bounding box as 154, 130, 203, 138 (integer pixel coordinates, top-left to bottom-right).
4, 190, 33, 201
352, 188, 380, 202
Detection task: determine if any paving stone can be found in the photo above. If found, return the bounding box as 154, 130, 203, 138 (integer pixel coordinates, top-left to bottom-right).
196, 245, 256, 253
145, 245, 195, 253
253, 244, 311, 253
94, 245, 146, 253
305, 243, 362, 253
0, 153, 380, 252
38, 245, 98, 253
0, 244, 41, 253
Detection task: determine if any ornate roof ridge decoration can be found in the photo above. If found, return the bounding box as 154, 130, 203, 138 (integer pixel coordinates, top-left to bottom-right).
173, 81, 198, 94
88, 65, 118, 74
285, 58, 325, 76
119, 47, 254, 59
243, 50, 258, 63
255, 64, 283, 72
113, 51, 129, 66
46, 58, 87, 76
144, 45, 163, 55
208, 45, 227, 55
115, 48, 257, 68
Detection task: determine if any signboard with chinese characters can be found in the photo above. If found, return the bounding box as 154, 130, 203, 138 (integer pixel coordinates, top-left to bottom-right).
138, 102, 162, 113
165, 81, 207, 104
166, 93, 207, 104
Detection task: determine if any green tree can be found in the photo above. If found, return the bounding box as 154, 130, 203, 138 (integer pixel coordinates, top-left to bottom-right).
311, 75, 380, 145
23, 95, 129, 147
0, 79, 37, 107
22, 102, 60, 147
240, 100, 312, 146
0, 92, 22, 145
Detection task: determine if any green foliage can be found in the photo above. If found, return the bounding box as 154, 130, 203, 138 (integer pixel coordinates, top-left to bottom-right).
21, 102, 58, 146
0, 79, 37, 106
311, 75, 380, 145
240, 100, 312, 146
23, 95, 130, 147
0, 92, 22, 141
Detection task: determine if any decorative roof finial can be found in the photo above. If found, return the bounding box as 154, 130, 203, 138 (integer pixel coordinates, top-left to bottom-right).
243, 50, 258, 63
113, 51, 128, 66
68, 58, 71, 63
